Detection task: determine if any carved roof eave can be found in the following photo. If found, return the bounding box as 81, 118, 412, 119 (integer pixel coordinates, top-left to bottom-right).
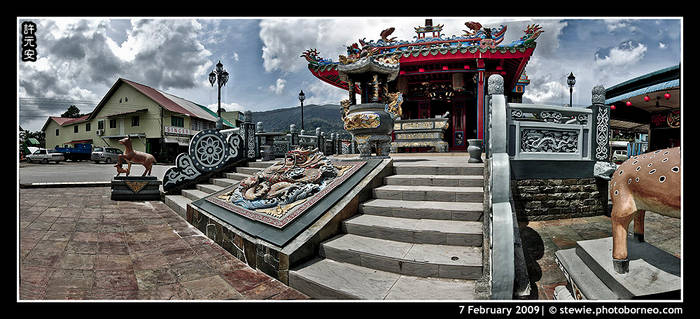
308, 42, 537, 72
337, 56, 400, 82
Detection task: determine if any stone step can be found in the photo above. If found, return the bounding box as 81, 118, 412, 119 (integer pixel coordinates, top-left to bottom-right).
373, 185, 483, 202
385, 174, 483, 187
164, 195, 191, 219
289, 258, 477, 300
247, 160, 278, 168
181, 189, 210, 201
236, 166, 263, 175
224, 172, 251, 180
392, 163, 484, 176
209, 177, 239, 188
196, 183, 225, 194
320, 234, 482, 280
360, 199, 483, 221
342, 214, 483, 246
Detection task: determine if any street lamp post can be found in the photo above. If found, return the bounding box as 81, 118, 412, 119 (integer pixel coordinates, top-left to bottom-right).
567, 72, 576, 107
209, 60, 229, 129
298, 90, 305, 131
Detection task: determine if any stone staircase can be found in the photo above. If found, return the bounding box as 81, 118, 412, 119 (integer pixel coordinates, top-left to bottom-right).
289, 157, 486, 300
163, 160, 276, 218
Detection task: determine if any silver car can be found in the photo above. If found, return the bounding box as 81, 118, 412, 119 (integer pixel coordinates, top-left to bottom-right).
26, 148, 64, 164
91, 147, 123, 164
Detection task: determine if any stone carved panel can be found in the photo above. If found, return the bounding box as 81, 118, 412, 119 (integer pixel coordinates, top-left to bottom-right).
595, 105, 609, 161
521, 129, 579, 153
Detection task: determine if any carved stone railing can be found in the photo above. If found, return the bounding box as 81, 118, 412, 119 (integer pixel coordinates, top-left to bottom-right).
163, 127, 246, 194
507, 104, 593, 161
486, 74, 516, 299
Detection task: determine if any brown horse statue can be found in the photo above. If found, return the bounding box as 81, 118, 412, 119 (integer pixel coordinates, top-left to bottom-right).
609, 146, 680, 273
115, 136, 156, 177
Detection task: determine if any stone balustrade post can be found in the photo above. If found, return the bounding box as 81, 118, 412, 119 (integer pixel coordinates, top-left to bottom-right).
289, 124, 298, 148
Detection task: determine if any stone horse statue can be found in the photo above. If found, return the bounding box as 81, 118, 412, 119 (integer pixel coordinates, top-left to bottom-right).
115, 136, 156, 177
609, 146, 680, 273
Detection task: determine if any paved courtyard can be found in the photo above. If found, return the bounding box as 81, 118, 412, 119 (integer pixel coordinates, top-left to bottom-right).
18, 187, 309, 300
519, 212, 681, 300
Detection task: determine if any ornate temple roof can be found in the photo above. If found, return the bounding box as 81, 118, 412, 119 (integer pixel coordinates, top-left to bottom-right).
302, 20, 543, 93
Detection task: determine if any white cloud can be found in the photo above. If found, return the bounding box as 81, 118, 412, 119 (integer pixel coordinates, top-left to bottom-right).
304, 80, 348, 106
594, 41, 647, 68
269, 78, 286, 95
233, 52, 239, 62
206, 101, 245, 113
659, 42, 667, 49
605, 20, 637, 32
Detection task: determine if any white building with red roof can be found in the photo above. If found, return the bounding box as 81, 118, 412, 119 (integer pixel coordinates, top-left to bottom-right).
42, 78, 239, 162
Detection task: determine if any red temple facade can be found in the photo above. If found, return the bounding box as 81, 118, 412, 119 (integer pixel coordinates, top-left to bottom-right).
302, 19, 542, 152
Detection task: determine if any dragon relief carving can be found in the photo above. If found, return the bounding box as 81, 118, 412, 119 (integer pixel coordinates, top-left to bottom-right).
218, 148, 350, 216
384, 92, 403, 119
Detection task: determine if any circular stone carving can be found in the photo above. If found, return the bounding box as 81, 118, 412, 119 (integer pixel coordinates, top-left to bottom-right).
189, 129, 227, 173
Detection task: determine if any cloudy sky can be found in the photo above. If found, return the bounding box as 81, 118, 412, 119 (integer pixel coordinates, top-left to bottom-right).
17, 17, 681, 132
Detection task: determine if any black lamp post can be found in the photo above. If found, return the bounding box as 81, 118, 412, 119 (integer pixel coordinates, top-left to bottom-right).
567, 72, 576, 107
209, 60, 229, 129
298, 90, 306, 130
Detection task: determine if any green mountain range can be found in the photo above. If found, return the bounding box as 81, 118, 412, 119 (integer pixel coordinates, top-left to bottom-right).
249, 104, 352, 138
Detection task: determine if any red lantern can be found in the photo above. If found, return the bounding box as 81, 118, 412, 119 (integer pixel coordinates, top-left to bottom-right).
418, 68, 425, 73
611, 105, 616, 110
442, 66, 448, 71
664, 92, 671, 99
626, 101, 632, 106
644, 96, 650, 102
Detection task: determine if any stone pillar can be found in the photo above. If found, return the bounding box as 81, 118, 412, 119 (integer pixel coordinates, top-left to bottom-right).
289, 124, 298, 148
591, 85, 610, 162
330, 133, 336, 155
315, 128, 322, 151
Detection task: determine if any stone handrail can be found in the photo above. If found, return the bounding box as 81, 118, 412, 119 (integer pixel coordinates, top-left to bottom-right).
486, 74, 516, 299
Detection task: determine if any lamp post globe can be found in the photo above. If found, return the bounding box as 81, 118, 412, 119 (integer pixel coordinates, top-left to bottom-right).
209, 60, 229, 129
298, 90, 305, 130
567, 72, 576, 107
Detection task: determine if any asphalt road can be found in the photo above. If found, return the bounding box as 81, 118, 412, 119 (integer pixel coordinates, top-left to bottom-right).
19, 160, 175, 184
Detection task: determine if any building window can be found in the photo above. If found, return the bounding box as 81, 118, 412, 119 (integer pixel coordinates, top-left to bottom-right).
74, 126, 78, 133
171, 116, 184, 128
56, 129, 59, 136
86, 123, 91, 131
132, 116, 140, 127
98, 120, 104, 130
109, 119, 117, 128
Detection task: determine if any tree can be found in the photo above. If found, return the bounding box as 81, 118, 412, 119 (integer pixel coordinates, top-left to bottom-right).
61, 105, 82, 118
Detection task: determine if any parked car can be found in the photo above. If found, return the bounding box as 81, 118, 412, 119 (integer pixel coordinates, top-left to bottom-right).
91, 147, 123, 164
26, 148, 64, 164
612, 149, 628, 164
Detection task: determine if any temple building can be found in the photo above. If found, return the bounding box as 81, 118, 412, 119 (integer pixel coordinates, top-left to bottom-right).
302, 19, 542, 152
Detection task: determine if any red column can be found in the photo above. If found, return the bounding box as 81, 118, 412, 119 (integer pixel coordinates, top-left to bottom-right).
476, 59, 486, 140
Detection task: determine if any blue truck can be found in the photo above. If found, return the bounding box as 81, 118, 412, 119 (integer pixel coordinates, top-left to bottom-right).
53, 143, 92, 161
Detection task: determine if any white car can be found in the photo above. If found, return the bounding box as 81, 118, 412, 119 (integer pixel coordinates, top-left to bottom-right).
612, 149, 628, 164
26, 148, 65, 164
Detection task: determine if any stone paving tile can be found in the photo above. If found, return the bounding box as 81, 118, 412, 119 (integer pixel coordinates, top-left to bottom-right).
18, 186, 308, 300
519, 211, 681, 300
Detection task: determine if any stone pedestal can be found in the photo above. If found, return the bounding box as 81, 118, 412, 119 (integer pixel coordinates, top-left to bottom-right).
111, 176, 161, 201
555, 237, 680, 300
